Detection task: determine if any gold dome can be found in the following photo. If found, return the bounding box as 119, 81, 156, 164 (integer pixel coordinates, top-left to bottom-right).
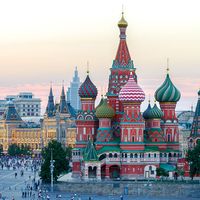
118, 12, 128, 28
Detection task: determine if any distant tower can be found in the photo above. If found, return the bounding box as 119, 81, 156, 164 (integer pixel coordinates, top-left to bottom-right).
45, 85, 55, 117
67, 67, 81, 110
188, 89, 200, 148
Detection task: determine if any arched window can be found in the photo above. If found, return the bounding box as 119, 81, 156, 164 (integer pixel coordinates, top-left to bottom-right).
148, 153, 151, 158
134, 153, 138, 158
125, 153, 127, 158
154, 153, 157, 158
160, 153, 162, 157
99, 154, 106, 161
169, 153, 172, 157
114, 153, 118, 158
132, 136, 135, 142
130, 153, 133, 158
149, 166, 152, 171
109, 153, 113, 158
164, 153, 167, 157
174, 153, 176, 157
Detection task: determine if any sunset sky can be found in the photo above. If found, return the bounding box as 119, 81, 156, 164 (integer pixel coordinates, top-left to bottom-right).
0, 0, 199, 113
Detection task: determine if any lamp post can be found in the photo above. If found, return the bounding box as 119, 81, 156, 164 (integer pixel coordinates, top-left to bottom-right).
50, 148, 55, 192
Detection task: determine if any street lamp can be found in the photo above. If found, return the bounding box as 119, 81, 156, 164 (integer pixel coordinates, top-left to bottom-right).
50, 148, 55, 192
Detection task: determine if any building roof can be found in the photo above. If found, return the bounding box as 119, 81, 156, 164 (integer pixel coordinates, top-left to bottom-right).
84, 140, 98, 161
155, 73, 181, 102
78, 74, 98, 99
4, 102, 22, 122
95, 98, 115, 118
119, 71, 145, 103
160, 163, 176, 172
46, 86, 55, 117
59, 85, 69, 113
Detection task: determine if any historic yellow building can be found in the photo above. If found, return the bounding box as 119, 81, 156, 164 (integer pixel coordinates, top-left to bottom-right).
0, 86, 77, 154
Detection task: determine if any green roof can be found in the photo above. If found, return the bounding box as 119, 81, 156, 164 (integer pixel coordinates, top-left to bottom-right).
84, 140, 99, 161
160, 163, 176, 172
97, 145, 121, 155
155, 73, 181, 102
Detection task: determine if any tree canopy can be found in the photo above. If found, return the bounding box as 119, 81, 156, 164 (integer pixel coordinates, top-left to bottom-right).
187, 140, 200, 179
40, 140, 71, 183
156, 167, 169, 177
8, 144, 31, 156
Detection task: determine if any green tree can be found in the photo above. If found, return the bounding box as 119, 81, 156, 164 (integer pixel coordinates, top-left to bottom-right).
156, 167, 169, 178
8, 144, 32, 156
21, 145, 31, 155
0, 144, 3, 156
8, 144, 21, 156
186, 141, 200, 179
40, 140, 70, 183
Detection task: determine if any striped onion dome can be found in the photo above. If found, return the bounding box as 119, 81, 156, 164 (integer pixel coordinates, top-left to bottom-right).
79, 74, 98, 98
155, 74, 181, 102
96, 99, 115, 118
149, 103, 164, 119
119, 72, 145, 103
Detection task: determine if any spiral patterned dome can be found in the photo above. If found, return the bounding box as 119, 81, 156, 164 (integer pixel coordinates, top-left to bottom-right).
79, 75, 98, 98
119, 72, 145, 103
155, 74, 181, 102
143, 103, 163, 119
96, 99, 115, 118
143, 103, 152, 119
149, 103, 164, 119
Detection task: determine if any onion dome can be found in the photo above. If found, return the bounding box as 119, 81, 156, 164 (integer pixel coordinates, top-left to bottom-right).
143, 103, 152, 119
78, 74, 98, 98
149, 103, 164, 119
155, 73, 181, 102
96, 99, 115, 118
95, 95, 104, 110
119, 72, 145, 103
118, 12, 128, 28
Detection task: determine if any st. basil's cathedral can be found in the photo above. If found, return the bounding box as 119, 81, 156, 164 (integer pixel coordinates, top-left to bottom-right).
72, 13, 182, 180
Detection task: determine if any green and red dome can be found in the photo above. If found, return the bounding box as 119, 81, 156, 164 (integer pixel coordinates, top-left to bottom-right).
96, 99, 115, 118
155, 74, 181, 102
79, 75, 98, 98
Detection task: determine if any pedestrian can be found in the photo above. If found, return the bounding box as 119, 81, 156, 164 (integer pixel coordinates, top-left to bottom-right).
120, 195, 123, 200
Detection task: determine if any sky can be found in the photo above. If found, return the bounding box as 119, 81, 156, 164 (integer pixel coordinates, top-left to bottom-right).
0, 0, 199, 114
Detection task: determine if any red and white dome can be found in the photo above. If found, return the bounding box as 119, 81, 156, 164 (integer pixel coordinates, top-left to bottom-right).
119, 72, 145, 103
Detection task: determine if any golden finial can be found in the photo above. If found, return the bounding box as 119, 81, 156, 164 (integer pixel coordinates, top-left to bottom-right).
148, 94, 151, 104
87, 61, 89, 75
166, 58, 169, 74
118, 9, 128, 28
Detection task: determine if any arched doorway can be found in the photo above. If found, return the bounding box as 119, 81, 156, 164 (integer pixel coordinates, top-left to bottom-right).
144, 165, 156, 178
101, 165, 106, 179
109, 165, 120, 179
88, 166, 97, 178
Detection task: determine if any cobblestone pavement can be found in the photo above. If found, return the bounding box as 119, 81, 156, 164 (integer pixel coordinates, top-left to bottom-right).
0, 168, 39, 199
0, 169, 199, 200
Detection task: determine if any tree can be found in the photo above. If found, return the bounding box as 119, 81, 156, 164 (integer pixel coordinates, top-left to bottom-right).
8, 144, 21, 156
186, 140, 200, 179
8, 144, 32, 156
156, 167, 169, 178
40, 140, 70, 183
0, 144, 3, 156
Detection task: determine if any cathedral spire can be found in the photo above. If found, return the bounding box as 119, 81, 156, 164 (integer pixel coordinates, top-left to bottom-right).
59, 84, 69, 113
113, 12, 134, 69
46, 84, 55, 117
190, 89, 200, 136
